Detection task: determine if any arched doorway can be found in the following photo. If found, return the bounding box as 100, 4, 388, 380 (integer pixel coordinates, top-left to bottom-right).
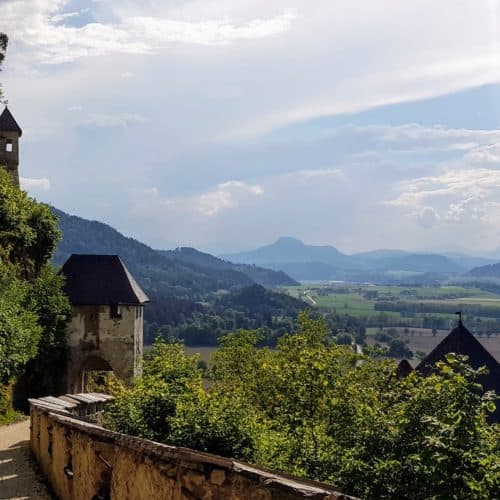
79, 356, 114, 393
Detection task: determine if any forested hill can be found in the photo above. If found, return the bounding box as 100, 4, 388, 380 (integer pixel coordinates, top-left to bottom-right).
467, 262, 500, 280
159, 247, 297, 287
52, 208, 296, 297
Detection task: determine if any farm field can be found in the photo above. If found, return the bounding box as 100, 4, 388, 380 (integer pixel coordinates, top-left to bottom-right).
282, 283, 500, 361
145, 284, 500, 363
282, 283, 500, 320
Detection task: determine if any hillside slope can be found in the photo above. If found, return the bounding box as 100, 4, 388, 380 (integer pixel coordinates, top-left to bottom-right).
160, 247, 297, 286
467, 262, 500, 280
52, 208, 296, 296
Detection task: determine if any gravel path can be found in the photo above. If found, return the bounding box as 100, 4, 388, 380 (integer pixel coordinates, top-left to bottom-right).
0, 419, 52, 499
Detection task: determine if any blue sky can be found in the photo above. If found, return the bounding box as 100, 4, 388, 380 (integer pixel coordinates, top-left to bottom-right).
4, 0, 500, 255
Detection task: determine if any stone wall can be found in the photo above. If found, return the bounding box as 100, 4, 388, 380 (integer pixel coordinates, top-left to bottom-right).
30, 394, 357, 500
66, 304, 143, 393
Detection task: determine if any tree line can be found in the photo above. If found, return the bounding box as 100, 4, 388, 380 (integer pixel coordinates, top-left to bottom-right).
104, 313, 500, 499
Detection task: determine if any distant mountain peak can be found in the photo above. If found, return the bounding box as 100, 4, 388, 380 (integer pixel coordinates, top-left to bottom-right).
274, 236, 306, 246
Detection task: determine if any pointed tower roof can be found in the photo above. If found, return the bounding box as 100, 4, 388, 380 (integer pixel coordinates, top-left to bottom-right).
0, 107, 22, 136
416, 320, 500, 412
61, 254, 149, 305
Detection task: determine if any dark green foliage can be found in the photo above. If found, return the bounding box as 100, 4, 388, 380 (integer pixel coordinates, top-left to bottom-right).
145, 285, 304, 347
375, 299, 500, 319
388, 338, 413, 359
0, 33, 7, 102
105, 340, 203, 442
216, 284, 304, 316
52, 207, 307, 347
468, 262, 500, 279
0, 171, 60, 279
0, 33, 7, 68
0, 171, 68, 414
22, 266, 71, 397
160, 247, 297, 287
0, 264, 41, 385
335, 332, 352, 345
107, 314, 500, 499
53, 208, 296, 298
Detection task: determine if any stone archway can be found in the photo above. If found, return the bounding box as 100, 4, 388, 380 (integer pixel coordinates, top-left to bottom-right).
80, 356, 114, 394
67, 356, 114, 394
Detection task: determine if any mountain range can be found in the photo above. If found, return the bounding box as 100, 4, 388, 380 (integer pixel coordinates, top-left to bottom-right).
52, 208, 500, 287
52, 208, 297, 298
222, 237, 498, 282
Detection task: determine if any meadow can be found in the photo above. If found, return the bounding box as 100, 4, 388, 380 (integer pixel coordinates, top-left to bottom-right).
147, 284, 500, 362
283, 283, 500, 360
283, 283, 500, 320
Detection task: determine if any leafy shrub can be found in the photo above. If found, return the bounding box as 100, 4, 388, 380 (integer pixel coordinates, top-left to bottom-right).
106, 313, 500, 499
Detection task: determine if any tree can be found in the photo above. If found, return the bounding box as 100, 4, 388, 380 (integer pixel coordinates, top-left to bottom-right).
0, 263, 41, 385
335, 332, 352, 345
0, 170, 69, 411
0, 171, 61, 279
388, 338, 413, 359
22, 266, 71, 397
105, 339, 203, 442
0, 33, 7, 103
106, 314, 500, 499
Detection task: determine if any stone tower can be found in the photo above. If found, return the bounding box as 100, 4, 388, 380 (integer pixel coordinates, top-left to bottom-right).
61, 254, 149, 393
0, 106, 22, 187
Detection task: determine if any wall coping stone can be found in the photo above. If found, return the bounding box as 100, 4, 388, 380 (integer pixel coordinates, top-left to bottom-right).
30, 395, 359, 499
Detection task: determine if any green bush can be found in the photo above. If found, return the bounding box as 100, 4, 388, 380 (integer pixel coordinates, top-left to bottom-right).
106, 314, 500, 499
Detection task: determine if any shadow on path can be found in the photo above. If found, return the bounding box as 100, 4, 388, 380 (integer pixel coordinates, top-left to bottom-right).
0, 420, 52, 500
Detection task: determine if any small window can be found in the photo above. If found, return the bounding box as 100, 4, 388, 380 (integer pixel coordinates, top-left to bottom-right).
5, 141, 12, 153
110, 304, 122, 318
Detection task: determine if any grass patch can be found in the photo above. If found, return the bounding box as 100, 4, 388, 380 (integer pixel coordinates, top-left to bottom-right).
0, 409, 26, 426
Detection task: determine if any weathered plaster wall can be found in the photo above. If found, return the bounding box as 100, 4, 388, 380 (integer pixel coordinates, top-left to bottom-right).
66, 305, 143, 392
30, 395, 357, 500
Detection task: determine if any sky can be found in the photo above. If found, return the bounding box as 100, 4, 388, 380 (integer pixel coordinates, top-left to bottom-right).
3, 0, 500, 255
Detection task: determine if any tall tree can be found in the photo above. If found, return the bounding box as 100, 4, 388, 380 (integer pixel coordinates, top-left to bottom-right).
0, 170, 70, 410
0, 170, 60, 280
0, 33, 8, 103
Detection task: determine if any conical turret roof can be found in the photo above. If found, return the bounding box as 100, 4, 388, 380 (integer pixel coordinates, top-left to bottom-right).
0, 107, 22, 136
416, 320, 500, 421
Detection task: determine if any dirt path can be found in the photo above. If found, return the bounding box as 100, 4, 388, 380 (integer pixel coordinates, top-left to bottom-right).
0, 419, 52, 499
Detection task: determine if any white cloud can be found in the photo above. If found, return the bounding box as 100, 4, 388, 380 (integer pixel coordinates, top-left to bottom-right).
80, 113, 146, 128
136, 180, 264, 219
20, 176, 51, 192
418, 206, 440, 228
7, 2, 500, 253
296, 168, 343, 179
3, 1, 296, 65
386, 168, 500, 209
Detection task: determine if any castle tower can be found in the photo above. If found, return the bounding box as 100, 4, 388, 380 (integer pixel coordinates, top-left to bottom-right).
0, 106, 22, 187
61, 254, 149, 393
